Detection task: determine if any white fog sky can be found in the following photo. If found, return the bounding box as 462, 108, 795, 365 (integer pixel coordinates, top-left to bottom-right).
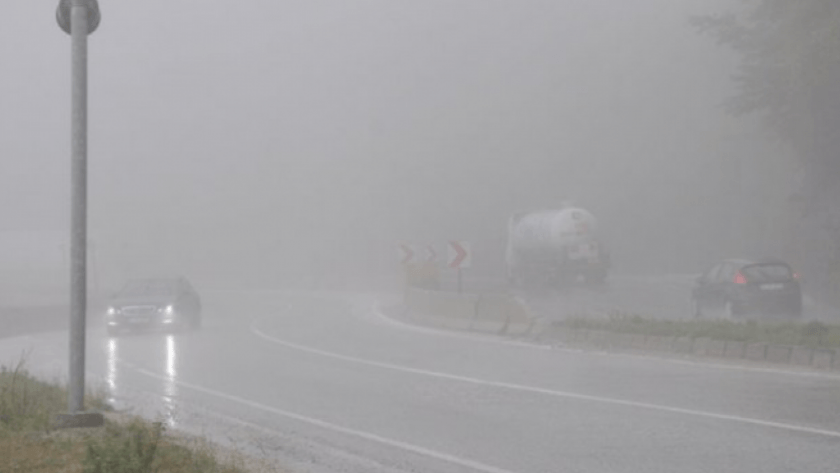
0, 1, 793, 288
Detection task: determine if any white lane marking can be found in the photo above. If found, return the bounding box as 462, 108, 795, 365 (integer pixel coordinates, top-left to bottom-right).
130, 367, 518, 473
177, 403, 433, 473
101, 361, 430, 473
250, 321, 840, 439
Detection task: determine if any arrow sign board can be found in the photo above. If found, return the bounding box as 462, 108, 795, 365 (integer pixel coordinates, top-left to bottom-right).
447, 241, 472, 269
397, 244, 416, 265
423, 245, 438, 263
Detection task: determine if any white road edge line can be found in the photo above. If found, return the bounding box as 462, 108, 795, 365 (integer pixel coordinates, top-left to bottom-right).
250, 320, 840, 440
129, 366, 519, 473
106, 362, 447, 473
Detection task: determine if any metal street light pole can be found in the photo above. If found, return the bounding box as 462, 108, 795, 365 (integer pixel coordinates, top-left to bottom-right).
55, 0, 103, 428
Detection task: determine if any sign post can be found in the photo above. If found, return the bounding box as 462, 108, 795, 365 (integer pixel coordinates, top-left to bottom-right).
446, 241, 472, 293
54, 0, 103, 429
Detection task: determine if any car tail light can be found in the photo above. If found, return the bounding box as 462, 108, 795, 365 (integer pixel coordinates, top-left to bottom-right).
793, 272, 800, 280
733, 271, 747, 284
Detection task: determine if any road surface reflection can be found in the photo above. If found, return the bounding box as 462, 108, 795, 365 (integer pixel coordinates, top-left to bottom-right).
106, 338, 118, 406
105, 333, 180, 428
163, 334, 179, 428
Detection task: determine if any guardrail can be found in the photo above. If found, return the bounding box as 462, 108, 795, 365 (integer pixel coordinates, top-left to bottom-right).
403, 287, 536, 336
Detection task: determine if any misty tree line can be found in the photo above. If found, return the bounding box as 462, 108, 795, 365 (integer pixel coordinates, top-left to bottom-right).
693, 0, 840, 306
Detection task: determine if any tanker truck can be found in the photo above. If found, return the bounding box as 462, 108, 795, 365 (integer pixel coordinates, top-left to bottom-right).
505, 206, 610, 288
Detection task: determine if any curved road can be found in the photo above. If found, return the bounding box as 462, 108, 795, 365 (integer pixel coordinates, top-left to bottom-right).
2, 291, 839, 472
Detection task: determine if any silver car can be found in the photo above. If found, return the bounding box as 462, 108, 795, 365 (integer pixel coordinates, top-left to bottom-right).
105, 277, 202, 336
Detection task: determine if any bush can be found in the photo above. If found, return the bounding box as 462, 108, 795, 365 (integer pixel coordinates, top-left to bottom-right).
0, 357, 66, 432
83, 419, 248, 473
0, 359, 257, 473
83, 420, 163, 473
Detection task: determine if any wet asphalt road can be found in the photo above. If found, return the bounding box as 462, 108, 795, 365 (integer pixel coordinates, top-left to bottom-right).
2, 290, 839, 472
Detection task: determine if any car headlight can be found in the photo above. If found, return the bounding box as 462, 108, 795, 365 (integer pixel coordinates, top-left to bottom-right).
106, 306, 117, 316
161, 305, 175, 317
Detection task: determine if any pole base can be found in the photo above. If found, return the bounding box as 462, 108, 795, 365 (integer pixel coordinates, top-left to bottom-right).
53, 412, 104, 429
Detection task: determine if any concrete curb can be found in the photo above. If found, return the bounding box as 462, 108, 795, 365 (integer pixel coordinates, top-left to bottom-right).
400, 288, 840, 372
535, 326, 840, 371
404, 287, 538, 338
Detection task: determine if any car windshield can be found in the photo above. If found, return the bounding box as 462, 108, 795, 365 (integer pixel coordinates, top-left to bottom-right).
118, 280, 178, 297
742, 264, 792, 283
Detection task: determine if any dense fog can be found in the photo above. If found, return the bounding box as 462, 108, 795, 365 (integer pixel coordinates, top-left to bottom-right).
0, 1, 805, 296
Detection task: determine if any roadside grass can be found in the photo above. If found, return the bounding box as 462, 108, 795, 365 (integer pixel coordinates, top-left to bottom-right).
561, 313, 840, 348
0, 357, 274, 473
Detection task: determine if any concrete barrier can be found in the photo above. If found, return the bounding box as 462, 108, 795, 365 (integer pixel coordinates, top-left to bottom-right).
428, 291, 477, 326
724, 341, 745, 359
745, 343, 768, 361
653, 336, 675, 352
672, 337, 692, 354
404, 287, 477, 331
471, 293, 511, 334
588, 330, 609, 348
643, 336, 660, 351
539, 325, 573, 344
705, 339, 726, 357
644, 336, 673, 351
573, 329, 589, 343
765, 345, 792, 364
608, 332, 634, 350
403, 289, 430, 325
811, 348, 836, 370
403, 287, 536, 337
692, 337, 711, 356
790, 346, 814, 366
631, 334, 647, 350
501, 296, 535, 336
441, 293, 478, 331
528, 318, 552, 338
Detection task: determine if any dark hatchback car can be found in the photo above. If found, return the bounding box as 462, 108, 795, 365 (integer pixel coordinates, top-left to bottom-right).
691, 259, 802, 318
106, 277, 202, 336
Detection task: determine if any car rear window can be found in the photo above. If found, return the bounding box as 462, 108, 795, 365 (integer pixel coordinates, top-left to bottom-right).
742, 264, 792, 283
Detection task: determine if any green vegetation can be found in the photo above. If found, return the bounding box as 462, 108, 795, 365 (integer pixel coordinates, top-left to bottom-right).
82, 419, 248, 473
561, 313, 840, 348
1, 358, 66, 433
0, 358, 270, 473
692, 1, 840, 168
